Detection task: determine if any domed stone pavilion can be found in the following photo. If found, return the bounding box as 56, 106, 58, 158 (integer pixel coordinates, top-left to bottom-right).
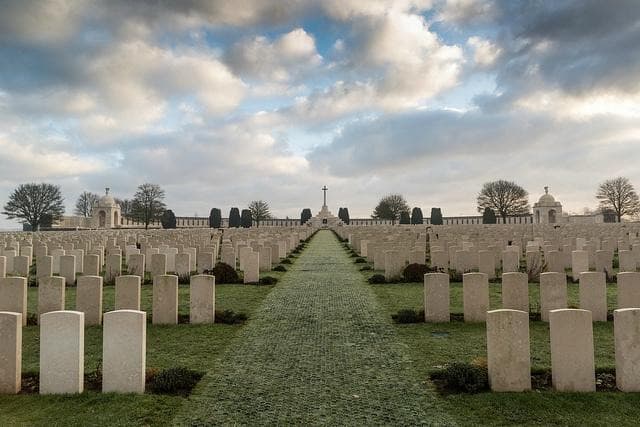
92, 188, 121, 228
533, 186, 563, 224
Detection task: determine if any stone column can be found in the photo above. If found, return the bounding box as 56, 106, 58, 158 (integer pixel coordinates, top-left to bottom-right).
486, 309, 531, 392
102, 310, 146, 394
501, 272, 529, 312
617, 272, 640, 309
76, 275, 103, 326
38, 276, 65, 319
0, 277, 27, 325
39, 310, 84, 394
190, 274, 215, 324
153, 275, 178, 325
578, 272, 607, 321
0, 312, 21, 394
463, 272, 489, 322
115, 275, 141, 311
549, 309, 595, 392
539, 272, 567, 322
424, 273, 449, 322
614, 308, 640, 392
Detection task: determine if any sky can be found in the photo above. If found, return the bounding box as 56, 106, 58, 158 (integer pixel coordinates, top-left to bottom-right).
0, 0, 639, 228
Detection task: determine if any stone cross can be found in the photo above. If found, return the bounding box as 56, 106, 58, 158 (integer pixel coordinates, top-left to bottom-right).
322, 186, 328, 207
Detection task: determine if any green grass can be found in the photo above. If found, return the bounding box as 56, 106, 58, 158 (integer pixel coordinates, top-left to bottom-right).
0, 284, 274, 426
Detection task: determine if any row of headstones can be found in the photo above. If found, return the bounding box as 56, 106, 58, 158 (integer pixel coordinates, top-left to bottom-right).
0, 309, 146, 394
0, 274, 216, 326
486, 308, 640, 392
423, 271, 640, 322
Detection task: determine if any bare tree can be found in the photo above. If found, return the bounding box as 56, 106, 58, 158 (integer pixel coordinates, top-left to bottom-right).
596, 177, 640, 222
477, 180, 530, 222
248, 200, 271, 227
3, 183, 65, 230
115, 198, 133, 218
372, 194, 410, 225
74, 191, 100, 217
130, 183, 166, 229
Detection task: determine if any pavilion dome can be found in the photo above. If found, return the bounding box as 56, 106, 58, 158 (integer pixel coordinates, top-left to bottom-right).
96, 188, 118, 207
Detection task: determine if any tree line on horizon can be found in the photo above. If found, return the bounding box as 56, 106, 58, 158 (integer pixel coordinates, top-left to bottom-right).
2, 177, 638, 231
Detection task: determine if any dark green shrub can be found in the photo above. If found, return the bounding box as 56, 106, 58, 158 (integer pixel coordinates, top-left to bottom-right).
281, 259, 292, 265
403, 263, 429, 282
273, 265, 287, 272
160, 209, 177, 229
259, 276, 278, 285
360, 265, 372, 271
448, 269, 463, 282
215, 309, 248, 324
147, 367, 204, 396
392, 309, 424, 323
430, 362, 489, 393
354, 257, 366, 263
368, 274, 386, 284
204, 263, 239, 284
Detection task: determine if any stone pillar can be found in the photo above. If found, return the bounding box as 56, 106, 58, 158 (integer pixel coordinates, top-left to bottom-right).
463, 272, 489, 322
152, 275, 178, 325
549, 309, 595, 392
115, 275, 141, 311
501, 272, 529, 312
0, 311, 21, 394
502, 251, 519, 273
38, 276, 65, 319
614, 308, 640, 391
424, 273, 449, 322
105, 254, 122, 284
151, 253, 167, 279
571, 250, 589, 282
127, 253, 145, 278
39, 310, 84, 394
190, 275, 215, 324
59, 255, 76, 286
384, 250, 403, 281
197, 251, 214, 274
539, 272, 567, 322
76, 275, 103, 326
83, 254, 100, 276
0, 277, 27, 325
243, 252, 260, 284
617, 272, 640, 309
578, 272, 607, 321
102, 310, 146, 394
486, 309, 531, 392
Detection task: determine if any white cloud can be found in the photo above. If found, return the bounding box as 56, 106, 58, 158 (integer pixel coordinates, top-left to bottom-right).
225, 28, 321, 82
467, 36, 501, 67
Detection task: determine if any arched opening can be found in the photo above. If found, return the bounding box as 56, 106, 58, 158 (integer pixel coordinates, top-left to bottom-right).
98, 211, 106, 228
548, 209, 556, 224
113, 211, 119, 227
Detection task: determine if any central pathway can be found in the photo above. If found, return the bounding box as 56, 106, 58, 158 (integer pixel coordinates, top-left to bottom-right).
174, 230, 454, 425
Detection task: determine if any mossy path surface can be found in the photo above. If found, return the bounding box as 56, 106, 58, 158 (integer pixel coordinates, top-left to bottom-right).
174, 230, 453, 425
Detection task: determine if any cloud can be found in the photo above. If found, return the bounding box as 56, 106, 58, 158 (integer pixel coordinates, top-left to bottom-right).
225, 28, 322, 82
467, 36, 501, 67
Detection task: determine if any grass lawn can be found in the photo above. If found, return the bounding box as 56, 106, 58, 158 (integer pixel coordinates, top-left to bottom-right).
0, 281, 276, 426
368, 277, 640, 425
